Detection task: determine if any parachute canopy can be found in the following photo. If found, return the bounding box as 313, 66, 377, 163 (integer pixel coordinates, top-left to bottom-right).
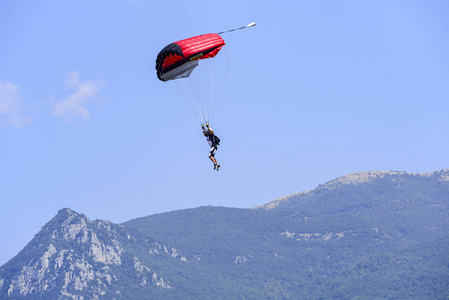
155, 23, 255, 123
156, 33, 225, 82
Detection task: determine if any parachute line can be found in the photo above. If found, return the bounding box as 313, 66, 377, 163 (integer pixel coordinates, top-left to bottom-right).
209, 48, 229, 122
157, 27, 253, 124
168, 80, 201, 123
166, 53, 227, 124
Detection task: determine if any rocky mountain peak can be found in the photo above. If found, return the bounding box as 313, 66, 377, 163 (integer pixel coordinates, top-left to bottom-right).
0, 205, 184, 299
2, 170, 448, 299
1, 208, 126, 299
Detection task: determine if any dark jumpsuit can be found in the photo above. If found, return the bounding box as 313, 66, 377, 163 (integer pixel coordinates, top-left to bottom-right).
205, 132, 218, 158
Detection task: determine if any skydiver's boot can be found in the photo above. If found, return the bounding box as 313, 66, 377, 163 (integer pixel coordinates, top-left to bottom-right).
214, 163, 217, 170
216, 164, 221, 171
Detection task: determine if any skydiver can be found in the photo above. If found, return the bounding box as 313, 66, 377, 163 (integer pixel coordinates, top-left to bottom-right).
202, 123, 221, 171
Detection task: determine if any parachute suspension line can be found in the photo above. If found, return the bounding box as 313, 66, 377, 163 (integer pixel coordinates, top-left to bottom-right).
188, 69, 203, 122
184, 61, 211, 124
190, 75, 206, 124
158, 28, 255, 125
169, 63, 209, 124
193, 54, 225, 124
169, 80, 202, 124
205, 58, 215, 123
199, 61, 209, 123
209, 47, 229, 122
192, 62, 208, 123
217, 22, 256, 35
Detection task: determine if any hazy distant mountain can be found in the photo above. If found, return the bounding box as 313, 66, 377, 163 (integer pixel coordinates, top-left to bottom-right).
1, 170, 448, 299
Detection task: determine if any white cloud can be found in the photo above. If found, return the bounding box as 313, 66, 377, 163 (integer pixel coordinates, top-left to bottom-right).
52, 72, 105, 121
0, 80, 31, 127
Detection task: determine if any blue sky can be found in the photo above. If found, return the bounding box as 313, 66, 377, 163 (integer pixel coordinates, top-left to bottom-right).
1, 0, 448, 265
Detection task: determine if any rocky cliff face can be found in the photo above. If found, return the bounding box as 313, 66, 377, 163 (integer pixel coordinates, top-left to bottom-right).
0, 209, 178, 299
1, 169, 449, 299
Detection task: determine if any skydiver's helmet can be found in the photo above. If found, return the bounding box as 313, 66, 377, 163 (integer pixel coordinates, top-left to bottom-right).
203, 129, 208, 136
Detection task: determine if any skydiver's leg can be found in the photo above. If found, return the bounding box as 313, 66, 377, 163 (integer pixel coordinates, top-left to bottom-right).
209, 146, 218, 168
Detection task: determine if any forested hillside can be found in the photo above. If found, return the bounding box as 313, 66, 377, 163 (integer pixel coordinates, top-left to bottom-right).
1, 170, 448, 299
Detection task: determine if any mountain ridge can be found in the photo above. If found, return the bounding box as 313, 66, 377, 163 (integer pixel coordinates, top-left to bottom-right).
256, 169, 449, 210
1, 169, 448, 299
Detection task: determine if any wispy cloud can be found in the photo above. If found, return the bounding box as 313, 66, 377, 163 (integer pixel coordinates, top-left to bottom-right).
52, 72, 105, 121
0, 80, 31, 127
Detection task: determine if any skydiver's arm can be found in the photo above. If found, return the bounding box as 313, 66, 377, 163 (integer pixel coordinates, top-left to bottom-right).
206, 124, 213, 135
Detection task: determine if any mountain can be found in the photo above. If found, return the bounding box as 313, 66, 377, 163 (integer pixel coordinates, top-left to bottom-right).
1, 170, 449, 299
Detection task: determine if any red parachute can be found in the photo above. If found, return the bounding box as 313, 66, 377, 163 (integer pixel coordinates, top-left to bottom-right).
155, 23, 255, 124
156, 33, 225, 82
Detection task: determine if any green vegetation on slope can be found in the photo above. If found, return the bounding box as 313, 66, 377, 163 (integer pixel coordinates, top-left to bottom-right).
1, 171, 448, 299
